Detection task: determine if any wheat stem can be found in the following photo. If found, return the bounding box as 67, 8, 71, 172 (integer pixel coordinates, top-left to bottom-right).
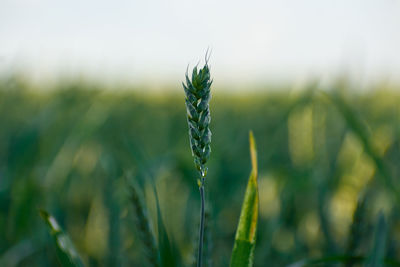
198, 177, 205, 267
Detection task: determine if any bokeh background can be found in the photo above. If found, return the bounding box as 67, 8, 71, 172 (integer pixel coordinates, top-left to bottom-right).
1, 1, 400, 266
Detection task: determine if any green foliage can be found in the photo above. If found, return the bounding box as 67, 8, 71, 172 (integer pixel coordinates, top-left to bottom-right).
39, 210, 84, 267
130, 184, 159, 267
288, 255, 400, 267
129, 182, 183, 267
366, 213, 388, 267
230, 131, 258, 267
1, 79, 400, 266
326, 92, 399, 200
154, 189, 182, 267
345, 193, 369, 267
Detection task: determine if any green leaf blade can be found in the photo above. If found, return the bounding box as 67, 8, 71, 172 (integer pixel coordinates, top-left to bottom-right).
366, 212, 388, 267
230, 131, 259, 267
40, 210, 84, 267
154, 189, 181, 267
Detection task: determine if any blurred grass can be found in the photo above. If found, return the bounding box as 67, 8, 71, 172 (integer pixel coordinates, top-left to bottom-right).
1, 77, 400, 266
39, 210, 84, 267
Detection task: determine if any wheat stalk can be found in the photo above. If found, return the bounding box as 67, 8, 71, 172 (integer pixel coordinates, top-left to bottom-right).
191, 209, 212, 267
183, 56, 212, 267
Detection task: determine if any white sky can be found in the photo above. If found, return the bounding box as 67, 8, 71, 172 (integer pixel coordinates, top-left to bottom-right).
1, 0, 400, 86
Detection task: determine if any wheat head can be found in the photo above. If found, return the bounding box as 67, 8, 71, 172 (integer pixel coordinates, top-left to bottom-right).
182, 62, 212, 182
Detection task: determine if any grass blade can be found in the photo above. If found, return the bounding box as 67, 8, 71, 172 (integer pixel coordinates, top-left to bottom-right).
345, 193, 368, 267
154, 188, 182, 267
39, 210, 84, 267
366, 212, 388, 267
130, 184, 159, 267
230, 131, 259, 267
325, 92, 399, 200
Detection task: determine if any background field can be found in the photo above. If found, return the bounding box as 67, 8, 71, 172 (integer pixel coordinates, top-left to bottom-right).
1, 78, 400, 266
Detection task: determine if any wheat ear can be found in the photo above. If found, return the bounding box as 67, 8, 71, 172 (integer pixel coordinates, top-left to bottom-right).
183, 57, 212, 267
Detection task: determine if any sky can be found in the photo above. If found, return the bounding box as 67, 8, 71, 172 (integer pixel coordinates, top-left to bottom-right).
1, 0, 400, 87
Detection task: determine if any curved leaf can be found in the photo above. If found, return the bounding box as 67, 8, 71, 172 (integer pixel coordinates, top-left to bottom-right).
230, 131, 258, 267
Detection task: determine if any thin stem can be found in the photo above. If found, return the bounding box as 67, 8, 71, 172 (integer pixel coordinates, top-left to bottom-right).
197, 177, 205, 267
